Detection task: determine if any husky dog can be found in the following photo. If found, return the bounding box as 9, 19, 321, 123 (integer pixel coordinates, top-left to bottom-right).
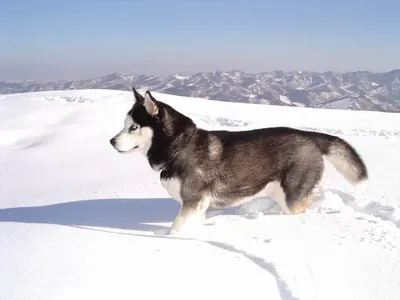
110, 88, 368, 234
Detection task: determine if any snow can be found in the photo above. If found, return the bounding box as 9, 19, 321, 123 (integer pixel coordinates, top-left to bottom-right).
1, 89, 400, 300
320, 97, 354, 110
279, 95, 291, 104
174, 75, 188, 80
278, 95, 306, 108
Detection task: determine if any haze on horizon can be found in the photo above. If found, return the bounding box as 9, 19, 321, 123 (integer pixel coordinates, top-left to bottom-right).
1, 0, 399, 81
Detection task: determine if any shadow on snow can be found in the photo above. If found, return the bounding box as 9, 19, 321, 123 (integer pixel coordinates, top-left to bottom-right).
0, 197, 299, 300
0, 198, 181, 232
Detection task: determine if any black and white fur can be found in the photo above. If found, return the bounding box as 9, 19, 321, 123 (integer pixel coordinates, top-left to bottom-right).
110, 88, 368, 234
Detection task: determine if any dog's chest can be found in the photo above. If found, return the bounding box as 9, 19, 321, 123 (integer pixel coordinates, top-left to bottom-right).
160, 177, 183, 204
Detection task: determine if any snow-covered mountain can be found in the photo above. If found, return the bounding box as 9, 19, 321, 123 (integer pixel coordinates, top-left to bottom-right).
2, 69, 400, 112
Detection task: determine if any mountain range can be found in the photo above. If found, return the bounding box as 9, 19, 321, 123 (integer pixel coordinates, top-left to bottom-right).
1, 69, 400, 112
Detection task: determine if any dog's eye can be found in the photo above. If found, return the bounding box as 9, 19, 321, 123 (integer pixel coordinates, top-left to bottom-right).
129, 125, 138, 131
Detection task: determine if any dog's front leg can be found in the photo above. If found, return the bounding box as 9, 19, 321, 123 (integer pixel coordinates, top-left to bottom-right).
168, 196, 210, 235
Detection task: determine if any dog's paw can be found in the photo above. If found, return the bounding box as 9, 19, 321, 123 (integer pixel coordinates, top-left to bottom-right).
153, 227, 183, 236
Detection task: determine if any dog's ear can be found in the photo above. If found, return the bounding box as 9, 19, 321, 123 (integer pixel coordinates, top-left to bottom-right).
132, 87, 144, 103
143, 91, 159, 116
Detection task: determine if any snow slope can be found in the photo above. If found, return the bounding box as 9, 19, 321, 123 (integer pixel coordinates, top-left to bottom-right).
1, 89, 400, 300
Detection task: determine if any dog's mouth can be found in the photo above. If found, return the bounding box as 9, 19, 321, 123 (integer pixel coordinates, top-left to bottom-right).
116, 146, 138, 154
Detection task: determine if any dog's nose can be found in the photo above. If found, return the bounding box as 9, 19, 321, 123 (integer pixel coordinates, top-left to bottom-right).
110, 138, 116, 146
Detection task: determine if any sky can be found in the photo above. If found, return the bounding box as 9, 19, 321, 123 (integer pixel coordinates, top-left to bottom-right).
0, 0, 399, 81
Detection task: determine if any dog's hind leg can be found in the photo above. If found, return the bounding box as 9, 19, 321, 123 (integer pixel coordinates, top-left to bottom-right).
168, 196, 210, 234
289, 184, 320, 214
282, 160, 324, 215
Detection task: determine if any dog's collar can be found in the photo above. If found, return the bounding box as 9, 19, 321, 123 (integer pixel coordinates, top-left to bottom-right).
159, 127, 196, 172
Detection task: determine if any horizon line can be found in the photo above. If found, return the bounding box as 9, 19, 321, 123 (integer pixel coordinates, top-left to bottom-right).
2, 68, 400, 82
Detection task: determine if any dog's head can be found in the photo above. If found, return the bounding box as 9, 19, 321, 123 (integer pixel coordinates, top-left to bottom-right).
109, 88, 194, 159
109, 88, 160, 155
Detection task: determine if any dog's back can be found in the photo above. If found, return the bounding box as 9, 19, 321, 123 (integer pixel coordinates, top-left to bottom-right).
175, 126, 367, 212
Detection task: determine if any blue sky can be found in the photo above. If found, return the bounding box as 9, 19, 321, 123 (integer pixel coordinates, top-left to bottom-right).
1, 0, 399, 80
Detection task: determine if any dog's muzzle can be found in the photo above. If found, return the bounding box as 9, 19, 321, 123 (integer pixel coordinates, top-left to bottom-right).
109, 137, 117, 147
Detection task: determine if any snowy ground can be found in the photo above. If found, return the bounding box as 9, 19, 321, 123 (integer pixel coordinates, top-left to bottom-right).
1, 89, 400, 300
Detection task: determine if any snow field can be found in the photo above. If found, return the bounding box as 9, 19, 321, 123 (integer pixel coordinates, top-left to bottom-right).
1, 89, 400, 300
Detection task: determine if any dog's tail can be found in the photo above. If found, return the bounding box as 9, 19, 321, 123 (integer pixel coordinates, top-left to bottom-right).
311, 132, 368, 184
